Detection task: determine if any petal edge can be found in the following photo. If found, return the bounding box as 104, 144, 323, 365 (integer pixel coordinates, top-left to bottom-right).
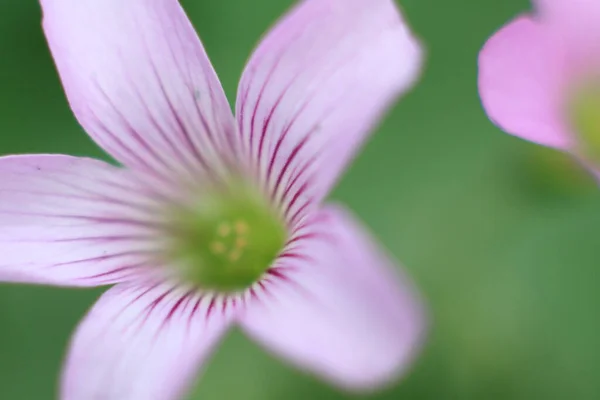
478, 15, 572, 149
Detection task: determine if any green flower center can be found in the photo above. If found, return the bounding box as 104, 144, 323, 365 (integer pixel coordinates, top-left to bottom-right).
569, 82, 600, 162
168, 185, 287, 292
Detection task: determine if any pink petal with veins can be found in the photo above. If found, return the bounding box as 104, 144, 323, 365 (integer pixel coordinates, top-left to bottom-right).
236, 0, 422, 223
40, 0, 237, 179
0, 155, 169, 286
241, 206, 425, 391
62, 281, 234, 400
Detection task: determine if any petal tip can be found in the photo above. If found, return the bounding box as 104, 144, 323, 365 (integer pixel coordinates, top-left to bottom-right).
478, 14, 573, 149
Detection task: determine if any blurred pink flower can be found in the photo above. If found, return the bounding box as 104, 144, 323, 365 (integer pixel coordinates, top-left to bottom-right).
0, 0, 425, 398
479, 0, 600, 180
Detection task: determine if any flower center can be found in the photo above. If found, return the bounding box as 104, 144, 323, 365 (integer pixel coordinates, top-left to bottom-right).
168, 185, 286, 292
569, 81, 600, 162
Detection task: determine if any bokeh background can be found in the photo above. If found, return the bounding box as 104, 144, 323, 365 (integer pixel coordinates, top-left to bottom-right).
1, 0, 599, 398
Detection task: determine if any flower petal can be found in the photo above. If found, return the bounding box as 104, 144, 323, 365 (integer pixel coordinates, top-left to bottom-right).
536, 0, 600, 29
0, 155, 169, 286
534, 0, 600, 70
61, 281, 234, 400
478, 16, 573, 149
236, 0, 422, 223
41, 0, 236, 178
240, 205, 425, 391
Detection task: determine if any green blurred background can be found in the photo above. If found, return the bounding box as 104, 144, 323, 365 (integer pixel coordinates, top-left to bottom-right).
1, 0, 600, 398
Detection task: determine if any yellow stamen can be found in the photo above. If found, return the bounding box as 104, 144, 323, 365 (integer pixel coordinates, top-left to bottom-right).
235, 237, 247, 248
228, 249, 242, 262
217, 222, 231, 237
235, 220, 249, 235
210, 241, 226, 255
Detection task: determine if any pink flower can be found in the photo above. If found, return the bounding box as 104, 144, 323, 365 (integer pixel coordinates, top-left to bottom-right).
0, 0, 425, 398
479, 0, 600, 179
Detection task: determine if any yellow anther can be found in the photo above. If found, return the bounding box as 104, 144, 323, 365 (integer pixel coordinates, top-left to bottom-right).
210, 241, 226, 255
235, 220, 249, 235
235, 237, 247, 249
217, 222, 231, 237
228, 249, 242, 262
